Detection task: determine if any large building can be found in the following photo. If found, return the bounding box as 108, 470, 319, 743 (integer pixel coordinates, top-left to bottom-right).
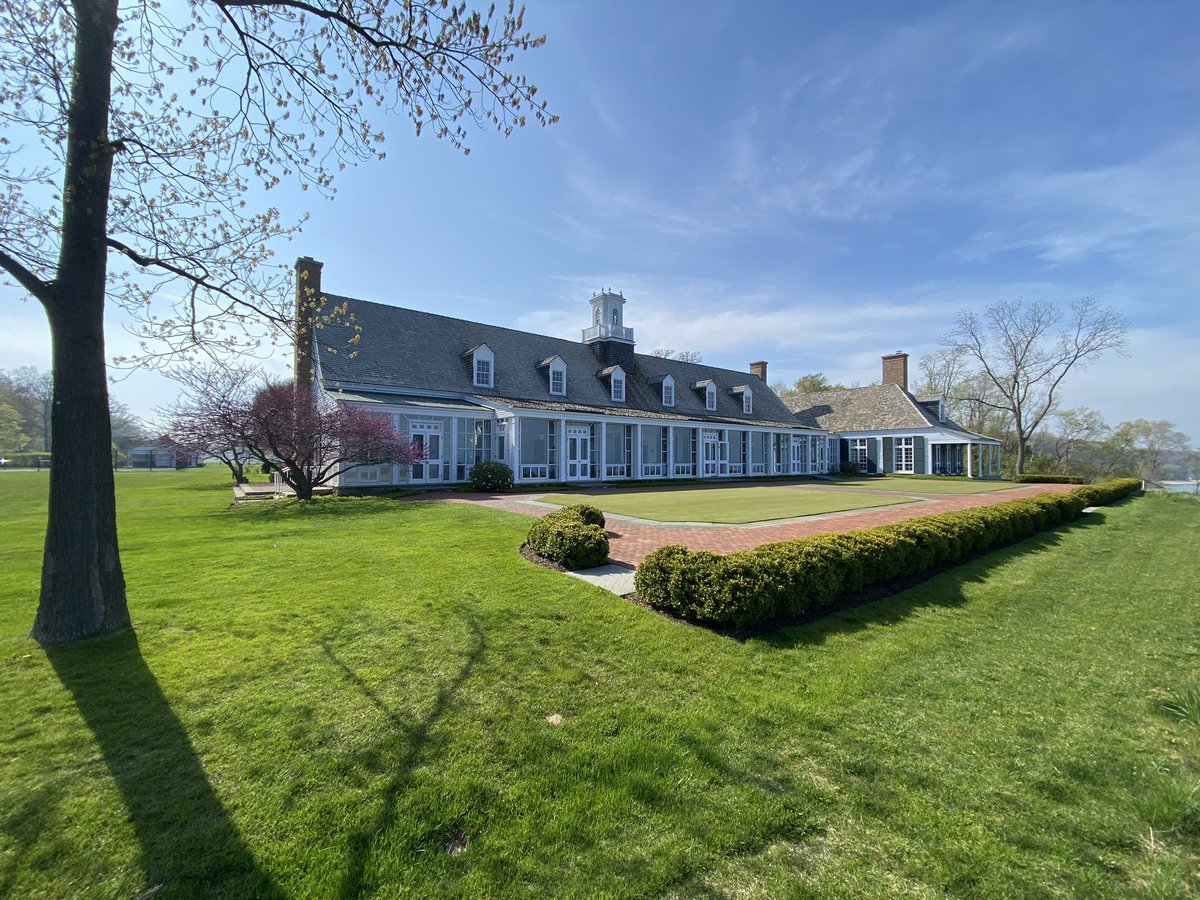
783, 352, 1003, 478
295, 258, 834, 489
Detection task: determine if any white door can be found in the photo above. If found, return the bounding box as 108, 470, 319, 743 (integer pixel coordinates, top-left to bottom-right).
566, 427, 590, 480
410, 424, 442, 483
702, 431, 721, 477
792, 436, 806, 474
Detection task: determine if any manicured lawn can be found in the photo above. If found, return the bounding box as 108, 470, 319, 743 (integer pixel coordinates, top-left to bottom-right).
535, 484, 913, 523
828, 475, 1017, 494
1, 469, 1197, 897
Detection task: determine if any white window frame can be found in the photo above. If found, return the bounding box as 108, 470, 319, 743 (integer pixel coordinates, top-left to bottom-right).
548, 358, 567, 396
742, 389, 753, 415
472, 344, 494, 388
612, 370, 625, 402
705, 383, 716, 411
849, 438, 869, 469
662, 377, 675, 408
894, 436, 915, 474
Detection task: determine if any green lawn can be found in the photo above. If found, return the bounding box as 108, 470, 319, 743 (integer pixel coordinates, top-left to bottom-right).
1, 469, 1197, 898
536, 484, 913, 523
828, 476, 1018, 494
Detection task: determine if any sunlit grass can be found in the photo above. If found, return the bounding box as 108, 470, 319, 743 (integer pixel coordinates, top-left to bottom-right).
828, 476, 1016, 494
536, 484, 912, 523
0, 471, 1196, 897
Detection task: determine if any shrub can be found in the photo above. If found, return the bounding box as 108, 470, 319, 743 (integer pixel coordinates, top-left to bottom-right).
1071, 478, 1141, 507
1014, 474, 1083, 484
468, 461, 515, 492
527, 504, 609, 570
838, 460, 862, 476
635, 478, 1140, 629
548, 503, 606, 529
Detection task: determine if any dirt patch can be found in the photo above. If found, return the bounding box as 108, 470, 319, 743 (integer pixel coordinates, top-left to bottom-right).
519, 542, 569, 573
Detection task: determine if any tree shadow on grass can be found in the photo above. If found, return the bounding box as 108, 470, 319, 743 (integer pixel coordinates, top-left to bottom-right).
752, 515, 1108, 651
47, 631, 281, 898
319, 611, 486, 899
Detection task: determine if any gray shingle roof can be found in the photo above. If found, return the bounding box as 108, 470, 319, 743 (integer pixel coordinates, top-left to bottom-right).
313, 295, 810, 429
783, 384, 991, 439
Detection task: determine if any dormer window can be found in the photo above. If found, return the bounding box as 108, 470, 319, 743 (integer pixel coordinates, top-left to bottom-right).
705, 383, 716, 411
470, 344, 494, 388
612, 369, 625, 402
743, 389, 753, 415
662, 376, 675, 407
548, 357, 568, 396
540, 355, 568, 396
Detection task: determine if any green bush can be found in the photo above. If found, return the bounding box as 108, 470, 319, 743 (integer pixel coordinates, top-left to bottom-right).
1071, 477, 1140, 507
526, 504, 609, 570
548, 503, 606, 529
635, 479, 1140, 629
838, 460, 862, 476
1014, 474, 1083, 484
468, 461, 515, 492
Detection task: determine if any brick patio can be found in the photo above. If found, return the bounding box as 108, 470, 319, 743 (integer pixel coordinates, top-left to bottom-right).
431, 482, 1079, 568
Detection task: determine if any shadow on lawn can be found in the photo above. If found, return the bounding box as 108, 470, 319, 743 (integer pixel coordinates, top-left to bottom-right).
320, 612, 487, 899
754, 514, 1107, 651
48, 631, 282, 898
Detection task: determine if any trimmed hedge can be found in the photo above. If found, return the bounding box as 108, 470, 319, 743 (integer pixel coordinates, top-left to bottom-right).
468, 461, 515, 492
527, 504, 609, 570
1014, 474, 1083, 484
635, 479, 1142, 628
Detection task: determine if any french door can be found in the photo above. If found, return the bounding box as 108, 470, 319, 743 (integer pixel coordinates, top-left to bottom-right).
702, 430, 722, 477
566, 426, 590, 480
410, 423, 442, 483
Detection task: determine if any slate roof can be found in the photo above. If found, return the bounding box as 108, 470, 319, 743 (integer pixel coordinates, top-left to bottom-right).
313, 295, 813, 430
783, 384, 997, 440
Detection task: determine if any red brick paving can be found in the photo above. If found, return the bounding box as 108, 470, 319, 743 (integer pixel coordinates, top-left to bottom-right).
429, 482, 1079, 568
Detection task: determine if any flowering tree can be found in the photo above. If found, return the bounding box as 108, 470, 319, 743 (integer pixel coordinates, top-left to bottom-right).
161, 364, 263, 484
242, 383, 423, 500
0, 1, 554, 644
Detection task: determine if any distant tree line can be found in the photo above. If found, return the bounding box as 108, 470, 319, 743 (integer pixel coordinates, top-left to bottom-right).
0, 367, 148, 463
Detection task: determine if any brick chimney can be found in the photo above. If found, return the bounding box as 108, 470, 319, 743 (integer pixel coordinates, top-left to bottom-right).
294, 256, 324, 385
882, 351, 908, 391
749, 360, 768, 382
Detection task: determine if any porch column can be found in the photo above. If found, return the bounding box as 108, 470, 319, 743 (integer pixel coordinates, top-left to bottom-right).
966, 442, 973, 478
667, 426, 675, 479
695, 426, 702, 477
559, 417, 568, 480
877, 437, 884, 475
634, 424, 642, 480
603, 423, 610, 478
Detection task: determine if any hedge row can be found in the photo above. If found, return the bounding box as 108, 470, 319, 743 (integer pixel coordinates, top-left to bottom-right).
527, 504, 609, 570
1013, 474, 1084, 484
634, 478, 1143, 628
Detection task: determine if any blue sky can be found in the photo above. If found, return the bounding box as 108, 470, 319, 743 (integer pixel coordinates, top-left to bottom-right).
3, 0, 1199, 441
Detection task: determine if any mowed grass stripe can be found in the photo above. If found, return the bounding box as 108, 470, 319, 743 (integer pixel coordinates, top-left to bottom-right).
536, 484, 913, 523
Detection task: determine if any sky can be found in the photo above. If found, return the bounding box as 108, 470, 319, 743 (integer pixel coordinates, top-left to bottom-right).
3, 0, 1199, 441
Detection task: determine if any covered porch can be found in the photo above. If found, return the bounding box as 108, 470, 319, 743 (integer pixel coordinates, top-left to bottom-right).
930, 441, 1002, 479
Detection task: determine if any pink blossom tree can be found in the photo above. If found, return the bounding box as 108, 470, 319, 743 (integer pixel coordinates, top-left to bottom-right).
242, 384, 423, 500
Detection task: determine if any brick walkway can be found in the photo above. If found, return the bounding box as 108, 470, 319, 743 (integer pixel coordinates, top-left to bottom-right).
429, 482, 1079, 568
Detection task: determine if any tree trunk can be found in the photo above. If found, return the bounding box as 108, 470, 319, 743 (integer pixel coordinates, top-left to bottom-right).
32, 0, 129, 645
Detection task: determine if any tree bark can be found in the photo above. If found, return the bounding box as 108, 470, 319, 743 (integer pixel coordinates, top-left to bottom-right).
32, 0, 130, 645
